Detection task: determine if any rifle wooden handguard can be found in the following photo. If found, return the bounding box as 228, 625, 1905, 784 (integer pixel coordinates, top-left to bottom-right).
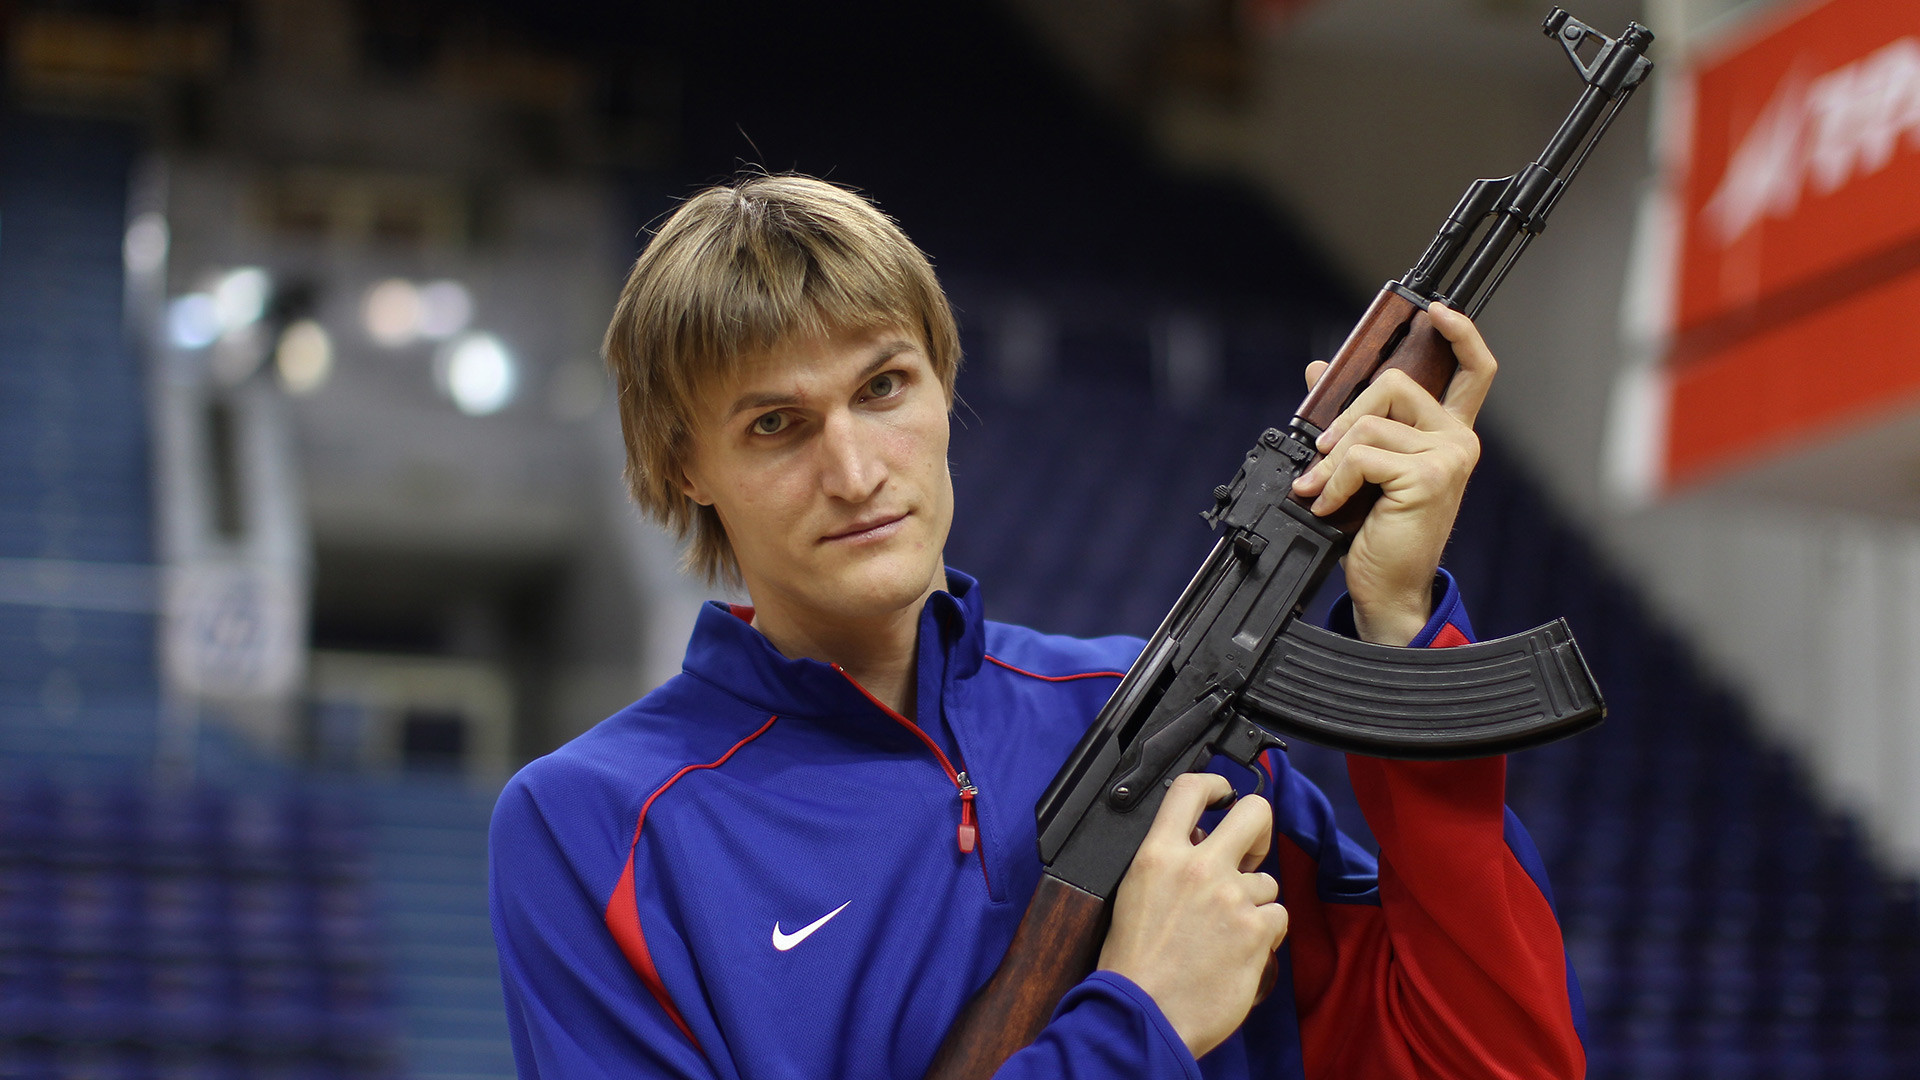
1292, 288, 1459, 536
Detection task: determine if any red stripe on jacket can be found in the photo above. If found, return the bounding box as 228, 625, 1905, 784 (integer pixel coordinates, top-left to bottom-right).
985, 655, 1127, 682
604, 715, 780, 1052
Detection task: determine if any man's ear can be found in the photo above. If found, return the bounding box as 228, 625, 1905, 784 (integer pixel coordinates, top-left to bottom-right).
680, 469, 714, 507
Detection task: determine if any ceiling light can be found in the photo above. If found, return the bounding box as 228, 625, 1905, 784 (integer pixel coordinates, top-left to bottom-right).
123, 213, 169, 277
364, 278, 422, 347
276, 320, 333, 395
167, 294, 221, 350
440, 333, 516, 416
212, 267, 272, 332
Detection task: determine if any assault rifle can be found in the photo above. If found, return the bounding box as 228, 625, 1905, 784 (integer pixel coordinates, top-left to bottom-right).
926, 10, 1652, 1078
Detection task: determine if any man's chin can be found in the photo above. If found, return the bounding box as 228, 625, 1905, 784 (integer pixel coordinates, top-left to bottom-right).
816, 557, 944, 620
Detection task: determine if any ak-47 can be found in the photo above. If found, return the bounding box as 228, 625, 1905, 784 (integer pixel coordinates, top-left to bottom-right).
925, 10, 1653, 1079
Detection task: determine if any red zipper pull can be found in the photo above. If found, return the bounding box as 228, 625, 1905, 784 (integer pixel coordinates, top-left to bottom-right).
956, 773, 979, 855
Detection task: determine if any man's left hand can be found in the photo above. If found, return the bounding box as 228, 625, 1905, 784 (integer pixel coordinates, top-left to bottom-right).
1288, 302, 1494, 647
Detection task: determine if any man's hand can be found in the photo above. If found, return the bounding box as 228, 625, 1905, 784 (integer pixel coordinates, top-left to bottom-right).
1289, 302, 1495, 646
1098, 773, 1289, 1060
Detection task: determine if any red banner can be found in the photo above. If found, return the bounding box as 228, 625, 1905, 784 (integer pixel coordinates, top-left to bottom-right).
1661, 0, 1920, 487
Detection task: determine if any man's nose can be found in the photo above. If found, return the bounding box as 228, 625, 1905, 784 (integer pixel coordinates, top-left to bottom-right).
818, 409, 883, 502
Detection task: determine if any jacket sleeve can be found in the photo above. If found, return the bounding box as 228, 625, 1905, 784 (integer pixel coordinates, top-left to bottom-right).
489, 774, 717, 1080
1274, 571, 1586, 1079
990, 972, 1200, 1080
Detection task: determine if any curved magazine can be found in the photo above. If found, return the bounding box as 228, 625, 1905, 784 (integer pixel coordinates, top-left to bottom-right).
1243, 617, 1606, 759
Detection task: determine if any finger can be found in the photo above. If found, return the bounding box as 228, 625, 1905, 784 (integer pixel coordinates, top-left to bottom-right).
1244, 871, 1279, 906
1145, 772, 1234, 850
1307, 444, 1417, 516
1292, 416, 1439, 496
1265, 903, 1291, 951
1303, 360, 1329, 390
1313, 367, 1453, 456
1427, 302, 1497, 428
1197, 792, 1272, 872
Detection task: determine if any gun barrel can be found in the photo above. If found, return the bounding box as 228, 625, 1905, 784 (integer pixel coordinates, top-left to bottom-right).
1412, 16, 1652, 314
1442, 82, 1609, 310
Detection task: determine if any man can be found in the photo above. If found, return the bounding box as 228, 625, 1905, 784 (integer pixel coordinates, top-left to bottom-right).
489, 175, 1584, 1078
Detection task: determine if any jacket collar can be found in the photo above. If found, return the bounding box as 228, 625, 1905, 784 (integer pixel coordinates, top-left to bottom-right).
680, 568, 988, 724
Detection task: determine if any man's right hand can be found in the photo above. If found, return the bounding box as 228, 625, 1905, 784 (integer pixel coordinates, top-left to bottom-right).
1096, 772, 1290, 1060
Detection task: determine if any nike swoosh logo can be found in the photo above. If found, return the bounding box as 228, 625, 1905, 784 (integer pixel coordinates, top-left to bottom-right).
772, 900, 852, 952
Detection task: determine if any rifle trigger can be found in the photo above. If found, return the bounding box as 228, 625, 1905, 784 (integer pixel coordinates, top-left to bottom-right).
1214, 715, 1286, 772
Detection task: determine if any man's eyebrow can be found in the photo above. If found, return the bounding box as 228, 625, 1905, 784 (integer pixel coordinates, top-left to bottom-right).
722, 339, 918, 419
854, 340, 915, 383
724, 389, 800, 420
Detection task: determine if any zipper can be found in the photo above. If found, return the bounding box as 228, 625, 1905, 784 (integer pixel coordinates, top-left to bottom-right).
956, 773, 979, 854
834, 665, 989, 875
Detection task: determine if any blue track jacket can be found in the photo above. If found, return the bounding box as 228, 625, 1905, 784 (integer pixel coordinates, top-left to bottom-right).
489, 569, 1585, 1079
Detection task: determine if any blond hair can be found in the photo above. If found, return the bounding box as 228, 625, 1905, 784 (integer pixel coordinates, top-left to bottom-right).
604, 175, 962, 585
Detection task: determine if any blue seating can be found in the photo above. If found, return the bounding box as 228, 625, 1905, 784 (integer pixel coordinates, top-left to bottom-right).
0, 773, 399, 1073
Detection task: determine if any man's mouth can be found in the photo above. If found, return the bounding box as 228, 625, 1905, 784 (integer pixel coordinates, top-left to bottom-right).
822, 512, 909, 544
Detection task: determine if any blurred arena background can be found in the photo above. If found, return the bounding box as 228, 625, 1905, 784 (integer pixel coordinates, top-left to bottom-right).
5, 0, 1920, 1076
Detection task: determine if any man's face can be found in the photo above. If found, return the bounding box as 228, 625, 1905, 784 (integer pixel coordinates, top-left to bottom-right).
680, 325, 953, 627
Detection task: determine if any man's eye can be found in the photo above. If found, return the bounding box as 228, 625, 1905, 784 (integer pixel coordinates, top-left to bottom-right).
751, 412, 788, 436
865, 372, 899, 399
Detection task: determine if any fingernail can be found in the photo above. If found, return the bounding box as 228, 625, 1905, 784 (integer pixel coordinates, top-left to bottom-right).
1315, 431, 1333, 452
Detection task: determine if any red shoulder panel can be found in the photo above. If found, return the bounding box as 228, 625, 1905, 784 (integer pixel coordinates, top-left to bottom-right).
603, 714, 780, 1053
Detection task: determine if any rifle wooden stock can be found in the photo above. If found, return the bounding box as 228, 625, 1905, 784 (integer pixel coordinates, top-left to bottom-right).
1292, 287, 1461, 535
924, 874, 1107, 1080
